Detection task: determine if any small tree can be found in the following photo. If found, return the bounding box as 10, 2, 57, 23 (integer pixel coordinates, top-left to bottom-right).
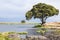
25, 3, 59, 25
21, 20, 25, 23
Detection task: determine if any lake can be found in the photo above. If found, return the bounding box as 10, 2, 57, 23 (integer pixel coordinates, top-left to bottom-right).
0, 24, 37, 38
0, 24, 59, 38
0, 24, 35, 32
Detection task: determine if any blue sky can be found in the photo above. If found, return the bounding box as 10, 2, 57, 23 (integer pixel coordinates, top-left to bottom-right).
0, 0, 60, 22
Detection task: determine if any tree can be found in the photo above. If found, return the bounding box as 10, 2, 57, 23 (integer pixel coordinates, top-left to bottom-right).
21, 20, 25, 23
25, 3, 59, 25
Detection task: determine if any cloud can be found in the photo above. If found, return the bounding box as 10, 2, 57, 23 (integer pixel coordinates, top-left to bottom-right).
0, 0, 60, 12
0, 0, 60, 22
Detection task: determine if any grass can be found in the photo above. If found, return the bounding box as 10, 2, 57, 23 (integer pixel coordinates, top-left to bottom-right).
18, 32, 28, 35
34, 24, 42, 28
0, 22, 40, 25
0, 32, 28, 40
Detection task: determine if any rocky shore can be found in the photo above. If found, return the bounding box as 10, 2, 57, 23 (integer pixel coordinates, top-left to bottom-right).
20, 34, 60, 40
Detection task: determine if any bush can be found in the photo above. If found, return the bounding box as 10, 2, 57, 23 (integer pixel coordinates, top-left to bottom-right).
34, 25, 42, 28
36, 28, 47, 35
18, 32, 28, 35
21, 20, 25, 23
36, 30, 45, 35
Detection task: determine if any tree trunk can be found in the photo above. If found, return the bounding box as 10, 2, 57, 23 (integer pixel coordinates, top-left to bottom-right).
41, 18, 46, 25
41, 13, 46, 25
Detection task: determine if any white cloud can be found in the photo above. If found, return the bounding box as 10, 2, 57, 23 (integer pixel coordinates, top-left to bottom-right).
0, 0, 60, 11
0, 0, 60, 22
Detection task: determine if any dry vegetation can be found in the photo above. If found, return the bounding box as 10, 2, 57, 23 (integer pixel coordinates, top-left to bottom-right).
43, 22, 60, 28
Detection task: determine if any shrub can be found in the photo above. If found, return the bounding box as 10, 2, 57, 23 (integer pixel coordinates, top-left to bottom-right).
0, 32, 20, 40
34, 25, 42, 28
18, 32, 28, 35
36, 28, 47, 35
21, 20, 25, 23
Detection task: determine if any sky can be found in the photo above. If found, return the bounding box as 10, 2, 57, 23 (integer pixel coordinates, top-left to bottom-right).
0, 0, 60, 22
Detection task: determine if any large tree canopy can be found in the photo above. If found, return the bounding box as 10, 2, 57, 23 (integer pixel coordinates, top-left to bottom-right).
25, 3, 59, 25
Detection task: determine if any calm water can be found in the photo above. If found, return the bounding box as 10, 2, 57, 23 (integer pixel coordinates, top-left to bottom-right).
0, 24, 58, 35
0, 24, 34, 32
0, 24, 59, 38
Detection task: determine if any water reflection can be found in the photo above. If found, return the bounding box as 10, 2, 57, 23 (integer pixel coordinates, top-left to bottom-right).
0, 24, 34, 32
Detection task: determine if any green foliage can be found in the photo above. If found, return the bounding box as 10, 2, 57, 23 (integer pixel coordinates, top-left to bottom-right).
25, 3, 59, 25
21, 20, 25, 23
8, 32, 16, 34
18, 32, 28, 35
34, 25, 42, 28
36, 30, 45, 35
0, 32, 21, 40
36, 28, 47, 35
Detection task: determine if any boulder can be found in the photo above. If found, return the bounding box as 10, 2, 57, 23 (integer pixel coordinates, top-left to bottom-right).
8, 33, 20, 40
26, 35, 49, 40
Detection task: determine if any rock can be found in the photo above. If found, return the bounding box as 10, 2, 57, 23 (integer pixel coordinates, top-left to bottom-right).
26, 35, 49, 40
8, 33, 20, 40
45, 34, 60, 40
